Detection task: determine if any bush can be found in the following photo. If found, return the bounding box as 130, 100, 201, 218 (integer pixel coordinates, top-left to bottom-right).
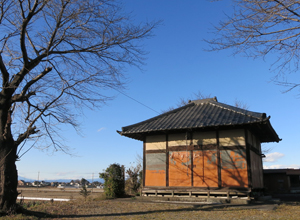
100, 163, 125, 198
125, 163, 142, 195
79, 185, 91, 201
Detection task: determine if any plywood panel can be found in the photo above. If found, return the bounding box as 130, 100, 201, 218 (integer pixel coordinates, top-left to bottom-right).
168, 133, 187, 147
193, 131, 217, 145
193, 150, 218, 187
145, 135, 166, 150
219, 129, 245, 147
169, 151, 191, 186
145, 153, 166, 186
221, 149, 248, 187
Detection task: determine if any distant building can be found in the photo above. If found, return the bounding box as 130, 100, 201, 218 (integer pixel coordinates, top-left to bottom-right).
32, 181, 40, 187
18, 180, 25, 186
51, 182, 58, 187
264, 169, 300, 193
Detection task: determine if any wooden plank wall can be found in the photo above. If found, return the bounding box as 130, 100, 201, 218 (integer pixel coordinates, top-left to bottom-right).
144, 129, 263, 189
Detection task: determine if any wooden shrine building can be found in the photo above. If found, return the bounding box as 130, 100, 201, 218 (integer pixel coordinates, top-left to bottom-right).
118, 97, 280, 197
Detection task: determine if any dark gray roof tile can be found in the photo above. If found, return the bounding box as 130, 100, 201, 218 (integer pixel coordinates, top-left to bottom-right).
118, 97, 280, 143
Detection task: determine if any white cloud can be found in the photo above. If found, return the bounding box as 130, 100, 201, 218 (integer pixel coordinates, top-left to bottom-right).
264, 164, 300, 169
263, 152, 284, 163
97, 127, 106, 132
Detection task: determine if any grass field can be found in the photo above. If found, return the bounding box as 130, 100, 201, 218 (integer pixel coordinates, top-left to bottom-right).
2, 188, 300, 219
18, 187, 104, 200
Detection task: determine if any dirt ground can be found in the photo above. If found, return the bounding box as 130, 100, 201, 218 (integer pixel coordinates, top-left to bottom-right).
5, 188, 300, 219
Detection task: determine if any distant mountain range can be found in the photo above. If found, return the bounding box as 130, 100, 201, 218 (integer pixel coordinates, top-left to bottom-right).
18, 176, 104, 183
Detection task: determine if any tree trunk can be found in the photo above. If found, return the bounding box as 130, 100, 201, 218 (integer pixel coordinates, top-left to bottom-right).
0, 137, 18, 213
0, 106, 18, 213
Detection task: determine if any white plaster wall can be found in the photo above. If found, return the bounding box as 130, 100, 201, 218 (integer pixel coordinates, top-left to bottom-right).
168, 133, 187, 146
145, 135, 166, 150
193, 131, 217, 145
219, 129, 245, 147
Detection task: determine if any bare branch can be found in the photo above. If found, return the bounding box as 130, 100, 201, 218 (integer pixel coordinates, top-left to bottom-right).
11, 66, 53, 103
15, 125, 38, 146
0, 0, 158, 155
207, 0, 300, 93
0, 53, 9, 88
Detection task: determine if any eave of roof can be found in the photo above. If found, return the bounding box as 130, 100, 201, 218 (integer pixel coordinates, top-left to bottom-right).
117, 97, 280, 143
264, 169, 300, 175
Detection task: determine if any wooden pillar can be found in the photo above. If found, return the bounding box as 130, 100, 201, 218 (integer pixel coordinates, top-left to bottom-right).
166, 134, 169, 187
216, 130, 221, 188
190, 131, 194, 187
245, 129, 252, 189
143, 138, 146, 187
191, 149, 194, 187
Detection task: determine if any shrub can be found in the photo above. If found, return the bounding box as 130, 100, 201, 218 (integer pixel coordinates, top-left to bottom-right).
79, 185, 91, 201
100, 163, 125, 198
125, 163, 142, 195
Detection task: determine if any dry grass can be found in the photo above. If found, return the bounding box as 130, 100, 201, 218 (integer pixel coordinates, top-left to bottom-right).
2, 197, 300, 220
3, 189, 300, 219
18, 187, 103, 200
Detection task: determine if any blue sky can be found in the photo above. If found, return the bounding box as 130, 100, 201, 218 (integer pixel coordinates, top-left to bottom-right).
17, 0, 300, 181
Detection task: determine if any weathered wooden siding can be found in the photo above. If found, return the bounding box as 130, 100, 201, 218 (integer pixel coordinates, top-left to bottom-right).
250, 150, 263, 188
169, 151, 191, 186
145, 135, 166, 186
220, 148, 248, 187
143, 129, 263, 189
248, 130, 264, 189
193, 150, 218, 187
145, 153, 166, 186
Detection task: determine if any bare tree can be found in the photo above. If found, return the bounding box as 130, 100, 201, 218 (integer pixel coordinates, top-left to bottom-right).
234, 99, 249, 110
161, 91, 212, 112
0, 0, 158, 213
207, 0, 300, 92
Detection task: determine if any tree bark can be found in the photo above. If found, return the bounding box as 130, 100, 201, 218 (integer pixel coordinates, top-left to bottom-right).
0, 138, 18, 213
0, 103, 18, 213
0, 141, 18, 212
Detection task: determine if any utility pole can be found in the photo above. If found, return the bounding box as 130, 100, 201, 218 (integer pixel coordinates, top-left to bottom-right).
37, 171, 40, 191
92, 173, 94, 193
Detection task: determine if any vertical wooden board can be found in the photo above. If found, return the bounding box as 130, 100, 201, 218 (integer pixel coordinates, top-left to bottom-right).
247, 130, 253, 145
193, 150, 218, 187
145, 153, 166, 186
250, 151, 263, 188
169, 151, 191, 186
259, 153, 264, 188
221, 149, 248, 187
145, 170, 166, 186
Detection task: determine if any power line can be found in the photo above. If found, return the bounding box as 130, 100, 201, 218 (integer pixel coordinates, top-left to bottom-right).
113, 88, 160, 114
